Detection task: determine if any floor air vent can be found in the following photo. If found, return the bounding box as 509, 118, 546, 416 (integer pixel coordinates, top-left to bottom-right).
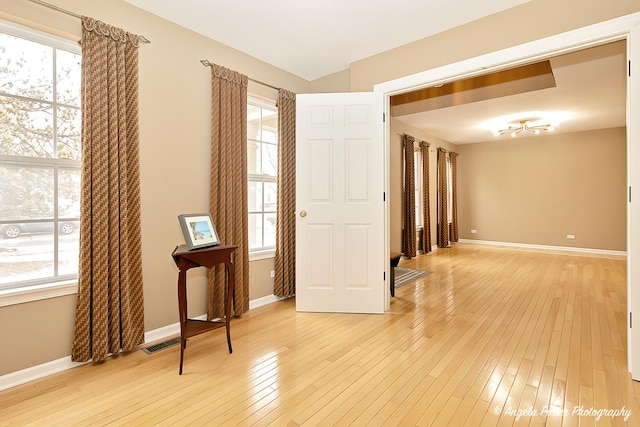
143, 337, 181, 355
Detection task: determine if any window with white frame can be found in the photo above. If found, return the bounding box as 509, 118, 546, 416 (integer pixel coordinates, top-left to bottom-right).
247, 98, 278, 253
447, 155, 453, 223
0, 21, 81, 293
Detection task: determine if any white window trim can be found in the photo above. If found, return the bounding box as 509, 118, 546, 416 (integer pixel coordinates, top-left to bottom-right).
249, 249, 276, 261
0, 280, 77, 307
0, 19, 81, 306
0, 19, 80, 54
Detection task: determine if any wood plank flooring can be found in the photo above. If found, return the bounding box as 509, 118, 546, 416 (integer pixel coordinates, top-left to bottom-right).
1, 243, 639, 426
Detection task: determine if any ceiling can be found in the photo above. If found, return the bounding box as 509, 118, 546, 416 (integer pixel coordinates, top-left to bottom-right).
123, 0, 626, 145
393, 40, 627, 144
123, 0, 531, 80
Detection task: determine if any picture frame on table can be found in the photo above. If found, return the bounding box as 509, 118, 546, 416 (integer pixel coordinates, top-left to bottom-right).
178, 213, 221, 250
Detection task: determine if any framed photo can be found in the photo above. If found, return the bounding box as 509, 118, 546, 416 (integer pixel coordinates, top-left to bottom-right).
178, 213, 221, 250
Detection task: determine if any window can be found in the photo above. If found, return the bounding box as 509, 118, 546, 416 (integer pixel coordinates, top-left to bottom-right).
414, 149, 423, 228
247, 98, 277, 254
447, 155, 453, 223
0, 21, 81, 296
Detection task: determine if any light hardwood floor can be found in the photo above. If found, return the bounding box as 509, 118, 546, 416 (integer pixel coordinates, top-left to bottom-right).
1, 243, 639, 426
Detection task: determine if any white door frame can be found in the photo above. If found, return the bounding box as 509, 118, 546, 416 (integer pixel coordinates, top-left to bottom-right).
374, 12, 640, 378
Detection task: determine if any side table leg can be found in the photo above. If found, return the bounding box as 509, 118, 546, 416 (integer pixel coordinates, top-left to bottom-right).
178, 269, 187, 375
225, 260, 235, 354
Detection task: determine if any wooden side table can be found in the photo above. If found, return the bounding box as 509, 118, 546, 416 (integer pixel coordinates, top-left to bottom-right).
171, 244, 238, 374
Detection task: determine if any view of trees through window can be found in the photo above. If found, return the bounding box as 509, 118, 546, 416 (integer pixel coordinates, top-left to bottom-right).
0, 24, 81, 291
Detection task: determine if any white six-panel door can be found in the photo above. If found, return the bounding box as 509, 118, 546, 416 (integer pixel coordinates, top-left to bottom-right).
628, 22, 640, 380
296, 92, 385, 313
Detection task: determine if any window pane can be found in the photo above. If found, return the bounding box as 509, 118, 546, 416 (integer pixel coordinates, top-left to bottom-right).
56, 49, 81, 106
264, 182, 276, 212
0, 223, 54, 287
58, 168, 80, 216
248, 180, 263, 212
247, 104, 261, 140
264, 213, 276, 248
0, 164, 54, 220
262, 128, 277, 143
0, 95, 54, 157
262, 110, 277, 143
248, 213, 263, 249
262, 143, 277, 176
56, 106, 81, 160
247, 140, 261, 175
58, 220, 79, 275
0, 33, 53, 101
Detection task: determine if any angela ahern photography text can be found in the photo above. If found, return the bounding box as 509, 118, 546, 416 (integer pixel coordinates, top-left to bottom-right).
496, 405, 632, 422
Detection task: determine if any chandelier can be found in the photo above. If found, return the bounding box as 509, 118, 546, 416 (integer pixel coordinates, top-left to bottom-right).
495, 120, 554, 137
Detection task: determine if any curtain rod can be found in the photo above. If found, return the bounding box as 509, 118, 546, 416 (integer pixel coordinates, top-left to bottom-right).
200, 59, 280, 91
26, 0, 151, 44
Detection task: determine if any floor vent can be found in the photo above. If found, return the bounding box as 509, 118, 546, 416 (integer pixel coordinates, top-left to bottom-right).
143, 337, 181, 355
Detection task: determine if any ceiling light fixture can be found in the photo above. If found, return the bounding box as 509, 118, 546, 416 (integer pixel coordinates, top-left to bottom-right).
494, 120, 554, 137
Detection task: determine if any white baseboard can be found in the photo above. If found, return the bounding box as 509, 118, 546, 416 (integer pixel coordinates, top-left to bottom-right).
0, 356, 86, 392
457, 238, 627, 258
249, 294, 282, 310
1, 295, 283, 392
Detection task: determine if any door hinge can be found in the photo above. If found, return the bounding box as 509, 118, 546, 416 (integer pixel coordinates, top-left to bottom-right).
629, 60, 632, 77
384, 271, 386, 281
383, 113, 386, 122
383, 192, 386, 202
631, 312, 633, 328
630, 186, 632, 203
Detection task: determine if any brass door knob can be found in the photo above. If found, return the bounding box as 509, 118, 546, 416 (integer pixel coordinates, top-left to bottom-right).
300, 210, 307, 217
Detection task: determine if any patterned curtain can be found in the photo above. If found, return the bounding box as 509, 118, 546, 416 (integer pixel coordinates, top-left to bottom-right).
437, 147, 449, 248
274, 89, 296, 298
71, 17, 144, 362
449, 152, 459, 243
421, 142, 432, 253
208, 64, 250, 318
402, 134, 416, 258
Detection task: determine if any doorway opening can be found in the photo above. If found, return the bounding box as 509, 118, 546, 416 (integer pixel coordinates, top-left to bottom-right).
376, 12, 640, 378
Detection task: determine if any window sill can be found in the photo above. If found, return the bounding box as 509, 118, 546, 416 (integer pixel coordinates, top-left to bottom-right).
0, 280, 78, 307
249, 249, 275, 262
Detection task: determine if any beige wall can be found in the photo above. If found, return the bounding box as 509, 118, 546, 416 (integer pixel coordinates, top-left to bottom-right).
457, 127, 627, 250
350, 0, 640, 91
0, 0, 309, 376
309, 69, 351, 93
389, 125, 627, 254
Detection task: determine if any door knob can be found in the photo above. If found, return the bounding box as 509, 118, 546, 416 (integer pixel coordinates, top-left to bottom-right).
300, 210, 307, 218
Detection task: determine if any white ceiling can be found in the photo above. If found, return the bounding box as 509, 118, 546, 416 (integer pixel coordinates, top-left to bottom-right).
123, 0, 531, 80
123, 0, 626, 144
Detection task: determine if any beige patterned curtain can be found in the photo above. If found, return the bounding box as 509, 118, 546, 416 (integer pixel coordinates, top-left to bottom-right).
208, 64, 250, 318
449, 152, 459, 243
274, 89, 296, 298
421, 142, 432, 253
437, 147, 449, 248
71, 17, 144, 363
402, 134, 416, 258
